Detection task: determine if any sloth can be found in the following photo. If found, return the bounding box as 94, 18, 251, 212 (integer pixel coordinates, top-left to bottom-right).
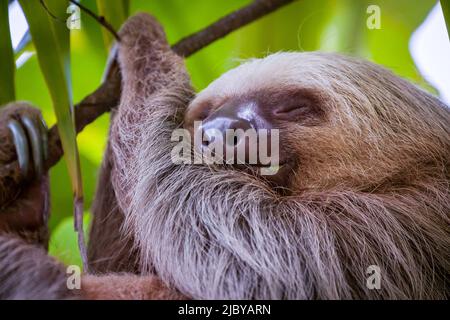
0, 13, 449, 299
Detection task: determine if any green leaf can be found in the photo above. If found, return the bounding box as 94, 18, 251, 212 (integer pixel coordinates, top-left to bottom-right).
0, 0, 16, 105
96, 0, 129, 50
19, 0, 82, 199
122, 0, 130, 17
442, 0, 450, 40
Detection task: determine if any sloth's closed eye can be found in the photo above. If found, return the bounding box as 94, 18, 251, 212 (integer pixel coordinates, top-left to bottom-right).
273, 98, 313, 117
274, 104, 307, 115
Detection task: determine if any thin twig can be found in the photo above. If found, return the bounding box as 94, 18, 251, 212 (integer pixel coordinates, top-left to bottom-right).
68, 0, 120, 42
39, 0, 66, 23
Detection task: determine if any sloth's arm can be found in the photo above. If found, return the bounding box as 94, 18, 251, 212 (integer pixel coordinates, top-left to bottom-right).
109, 13, 193, 208
84, 14, 190, 299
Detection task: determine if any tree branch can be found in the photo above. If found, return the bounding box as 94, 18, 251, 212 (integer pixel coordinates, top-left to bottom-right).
2, 0, 296, 177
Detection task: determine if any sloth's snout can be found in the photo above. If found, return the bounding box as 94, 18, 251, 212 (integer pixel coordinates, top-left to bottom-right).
192, 99, 275, 165
196, 111, 254, 163
200, 117, 253, 146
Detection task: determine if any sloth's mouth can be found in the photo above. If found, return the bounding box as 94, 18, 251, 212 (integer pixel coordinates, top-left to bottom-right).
233, 159, 296, 189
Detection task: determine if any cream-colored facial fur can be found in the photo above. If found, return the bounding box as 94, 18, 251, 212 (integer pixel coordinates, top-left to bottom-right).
188, 52, 450, 192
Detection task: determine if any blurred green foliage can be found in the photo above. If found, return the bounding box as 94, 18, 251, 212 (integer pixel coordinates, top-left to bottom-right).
10, 0, 439, 266
0, 0, 15, 104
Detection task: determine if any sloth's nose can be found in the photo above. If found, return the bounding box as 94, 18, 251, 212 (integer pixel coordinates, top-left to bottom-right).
201, 117, 253, 147
195, 100, 264, 164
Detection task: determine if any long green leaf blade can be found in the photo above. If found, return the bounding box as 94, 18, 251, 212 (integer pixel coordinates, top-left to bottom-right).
19, 0, 82, 198
0, 1, 16, 105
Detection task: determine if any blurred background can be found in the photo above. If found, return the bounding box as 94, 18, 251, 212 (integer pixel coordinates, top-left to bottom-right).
3, 0, 450, 267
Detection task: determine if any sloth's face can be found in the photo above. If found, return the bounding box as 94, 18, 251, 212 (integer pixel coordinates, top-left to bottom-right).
184, 52, 342, 191
184, 53, 348, 188
184, 88, 327, 189
184, 51, 432, 192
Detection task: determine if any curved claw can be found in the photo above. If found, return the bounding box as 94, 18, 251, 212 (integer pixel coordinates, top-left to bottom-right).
21, 115, 44, 177
7, 119, 30, 176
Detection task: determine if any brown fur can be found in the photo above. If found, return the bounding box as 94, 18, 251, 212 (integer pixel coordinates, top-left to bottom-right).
81, 274, 185, 300
88, 141, 139, 274
0, 13, 448, 299
99, 13, 449, 299
0, 234, 72, 299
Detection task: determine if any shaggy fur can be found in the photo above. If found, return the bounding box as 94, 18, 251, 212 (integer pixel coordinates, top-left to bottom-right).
88, 142, 140, 274
0, 13, 448, 299
0, 234, 73, 299
97, 14, 449, 299
81, 274, 185, 300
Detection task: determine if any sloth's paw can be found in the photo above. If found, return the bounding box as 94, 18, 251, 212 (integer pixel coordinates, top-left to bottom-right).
0, 102, 48, 179
0, 103, 49, 246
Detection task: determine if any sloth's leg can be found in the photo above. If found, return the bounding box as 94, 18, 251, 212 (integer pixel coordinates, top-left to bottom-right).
0, 233, 184, 299
0, 233, 75, 299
